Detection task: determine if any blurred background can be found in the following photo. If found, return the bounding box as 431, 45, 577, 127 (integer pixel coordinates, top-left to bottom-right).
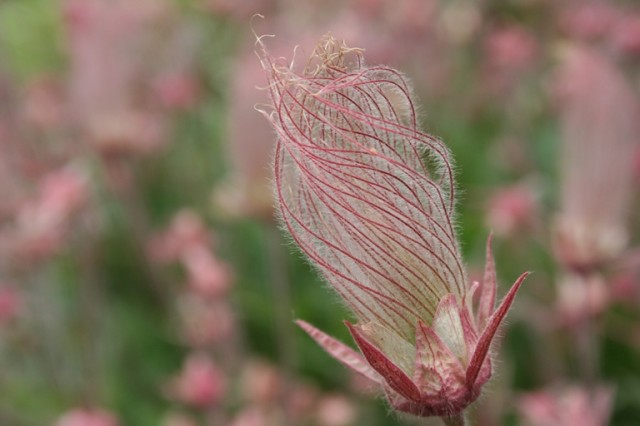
0, 0, 639, 425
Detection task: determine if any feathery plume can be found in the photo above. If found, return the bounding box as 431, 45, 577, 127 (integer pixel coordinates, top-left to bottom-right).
258, 33, 527, 419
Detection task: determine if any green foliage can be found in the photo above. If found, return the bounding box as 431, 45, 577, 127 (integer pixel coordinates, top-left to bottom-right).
0, 0, 64, 78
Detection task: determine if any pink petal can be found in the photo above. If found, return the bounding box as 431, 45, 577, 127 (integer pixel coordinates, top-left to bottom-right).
413, 320, 465, 396
346, 321, 421, 402
296, 320, 382, 384
466, 272, 529, 387
432, 294, 467, 363
358, 321, 416, 375
459, 303, 479, 351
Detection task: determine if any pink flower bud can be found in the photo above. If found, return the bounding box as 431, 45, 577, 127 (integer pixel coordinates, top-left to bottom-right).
558, 3, 618, 41
610, 14, 640, 56
63, 0, 169, 157
54, 408, 119, 426
486, 184, 538, 237
86, 110, 165, 157
181, 245, 232, 297
556, 273, 610, 325
214, 45, 279, 220
153, 72, 199, 110
22, 76, 66, 130
0, 285, 21, 325
552, 45, 640, 271
315, 394, 357, 426
13, 166, 88, 260
170, 353, 226, 407
147, 209, 210, 264
177, 295, 235, 346
518, 385, 614, 426
259, 34, 527, 418
240, 359, 282, 406
481, 25, 539, 95
286, 382, 318, 422
484, 26, 539, 72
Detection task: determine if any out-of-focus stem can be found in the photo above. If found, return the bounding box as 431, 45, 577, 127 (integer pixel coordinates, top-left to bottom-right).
574, 287, 599, 385
266, 223, 295, 425
77, 215, 103, 407
205, 408, 227, 426
31, 269, 65, 396
442, 413, 466, 426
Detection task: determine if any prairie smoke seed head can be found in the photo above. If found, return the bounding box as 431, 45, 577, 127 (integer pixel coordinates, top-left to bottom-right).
258, 34, 528, 418
552, 45, 639, 272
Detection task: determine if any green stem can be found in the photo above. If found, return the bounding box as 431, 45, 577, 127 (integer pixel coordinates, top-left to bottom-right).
442, 413, 466, 426
266, 223, 295, 426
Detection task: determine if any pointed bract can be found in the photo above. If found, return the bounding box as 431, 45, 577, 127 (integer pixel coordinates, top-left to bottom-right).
296, 320, 381, 384
466, 271, 529, 387
478, 233, 497, 328
346, 321, 421, 402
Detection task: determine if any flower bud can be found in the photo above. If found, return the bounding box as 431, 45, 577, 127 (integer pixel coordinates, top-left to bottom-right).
259, 34, 527, 418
